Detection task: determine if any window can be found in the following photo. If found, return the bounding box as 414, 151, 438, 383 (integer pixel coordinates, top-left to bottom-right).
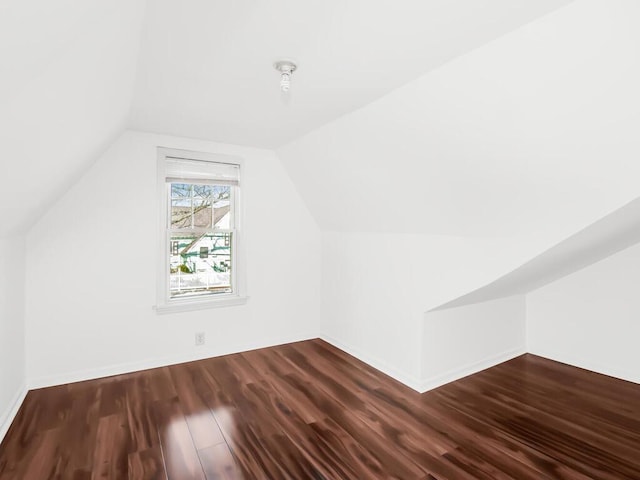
156, 148, 247, 312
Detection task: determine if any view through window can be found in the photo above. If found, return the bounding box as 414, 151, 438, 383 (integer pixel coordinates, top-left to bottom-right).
169, 182, 234, 298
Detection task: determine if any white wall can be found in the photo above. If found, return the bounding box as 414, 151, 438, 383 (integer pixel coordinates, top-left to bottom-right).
0, 237, 26, 442
422, 295, 526, 392
527, 241, 640, 384
290, 0, 640, 394
321, 231, 522, 390
25, 131, 321, 387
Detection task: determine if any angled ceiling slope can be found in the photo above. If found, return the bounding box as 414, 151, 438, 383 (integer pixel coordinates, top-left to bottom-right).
0, 0, 146, 237
277, 0, 640, 238
130, 0, 573, 148
431, 196, 640, 311
1, 0, 573, 237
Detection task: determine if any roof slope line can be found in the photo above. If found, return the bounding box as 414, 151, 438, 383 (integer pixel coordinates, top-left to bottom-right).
430, 196, 640, 312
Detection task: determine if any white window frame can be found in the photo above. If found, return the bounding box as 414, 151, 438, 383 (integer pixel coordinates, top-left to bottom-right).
155, 147, 248, 314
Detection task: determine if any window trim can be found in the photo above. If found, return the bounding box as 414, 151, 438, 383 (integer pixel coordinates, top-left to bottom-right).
154, 147, 248, 314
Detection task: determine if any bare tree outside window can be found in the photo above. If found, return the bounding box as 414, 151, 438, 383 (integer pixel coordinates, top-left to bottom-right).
168, 183, 234, 297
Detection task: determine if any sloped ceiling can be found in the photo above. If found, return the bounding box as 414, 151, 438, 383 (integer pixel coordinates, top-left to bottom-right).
432, 197, 640, 311
5, 0, 638, 270
0, 0, 146, 236
129, 0, 573, 148
277, 0, 640, 240
1, 0, 578, 238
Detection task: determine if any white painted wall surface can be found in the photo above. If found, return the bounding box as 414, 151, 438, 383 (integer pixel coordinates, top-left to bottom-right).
321, 232, 523, 390
25, 131, 321, 387
0, 237, 26, 442
422, 295, 526, 392
527, 241, 640, 384
292, 0, 640, 392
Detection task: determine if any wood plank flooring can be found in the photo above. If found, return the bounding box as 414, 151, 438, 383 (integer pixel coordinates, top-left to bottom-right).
1, 339, 640, 479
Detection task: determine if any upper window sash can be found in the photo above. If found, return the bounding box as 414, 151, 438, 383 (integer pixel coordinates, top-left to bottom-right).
168, 182, 235, 231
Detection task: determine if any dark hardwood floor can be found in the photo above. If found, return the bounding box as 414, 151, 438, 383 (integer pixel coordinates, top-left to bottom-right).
1, 339, 640, 479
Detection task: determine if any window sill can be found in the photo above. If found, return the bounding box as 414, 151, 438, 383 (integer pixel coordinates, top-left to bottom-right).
154, 295, 249, 314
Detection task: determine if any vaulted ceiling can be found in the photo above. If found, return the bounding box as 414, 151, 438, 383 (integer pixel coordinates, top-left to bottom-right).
278, 0, 640, 240
1, 0, 146, 236
3, 0, 639, 271
129, 0, 573, 148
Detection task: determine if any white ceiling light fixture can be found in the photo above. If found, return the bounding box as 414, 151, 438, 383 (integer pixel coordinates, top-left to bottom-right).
273, 59, 297, 93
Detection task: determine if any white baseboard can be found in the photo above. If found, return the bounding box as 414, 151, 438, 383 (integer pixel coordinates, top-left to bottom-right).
25, 332, 526, 410
28, 333, 318, 389
0, 382, 28, 445
320, 334, 424, 392
527, 348, 640, 386
321, 335, 526, 394
419, 345, 526, 392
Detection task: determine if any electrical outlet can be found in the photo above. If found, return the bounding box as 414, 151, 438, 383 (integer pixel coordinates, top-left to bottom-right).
195, 332, 205, 346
